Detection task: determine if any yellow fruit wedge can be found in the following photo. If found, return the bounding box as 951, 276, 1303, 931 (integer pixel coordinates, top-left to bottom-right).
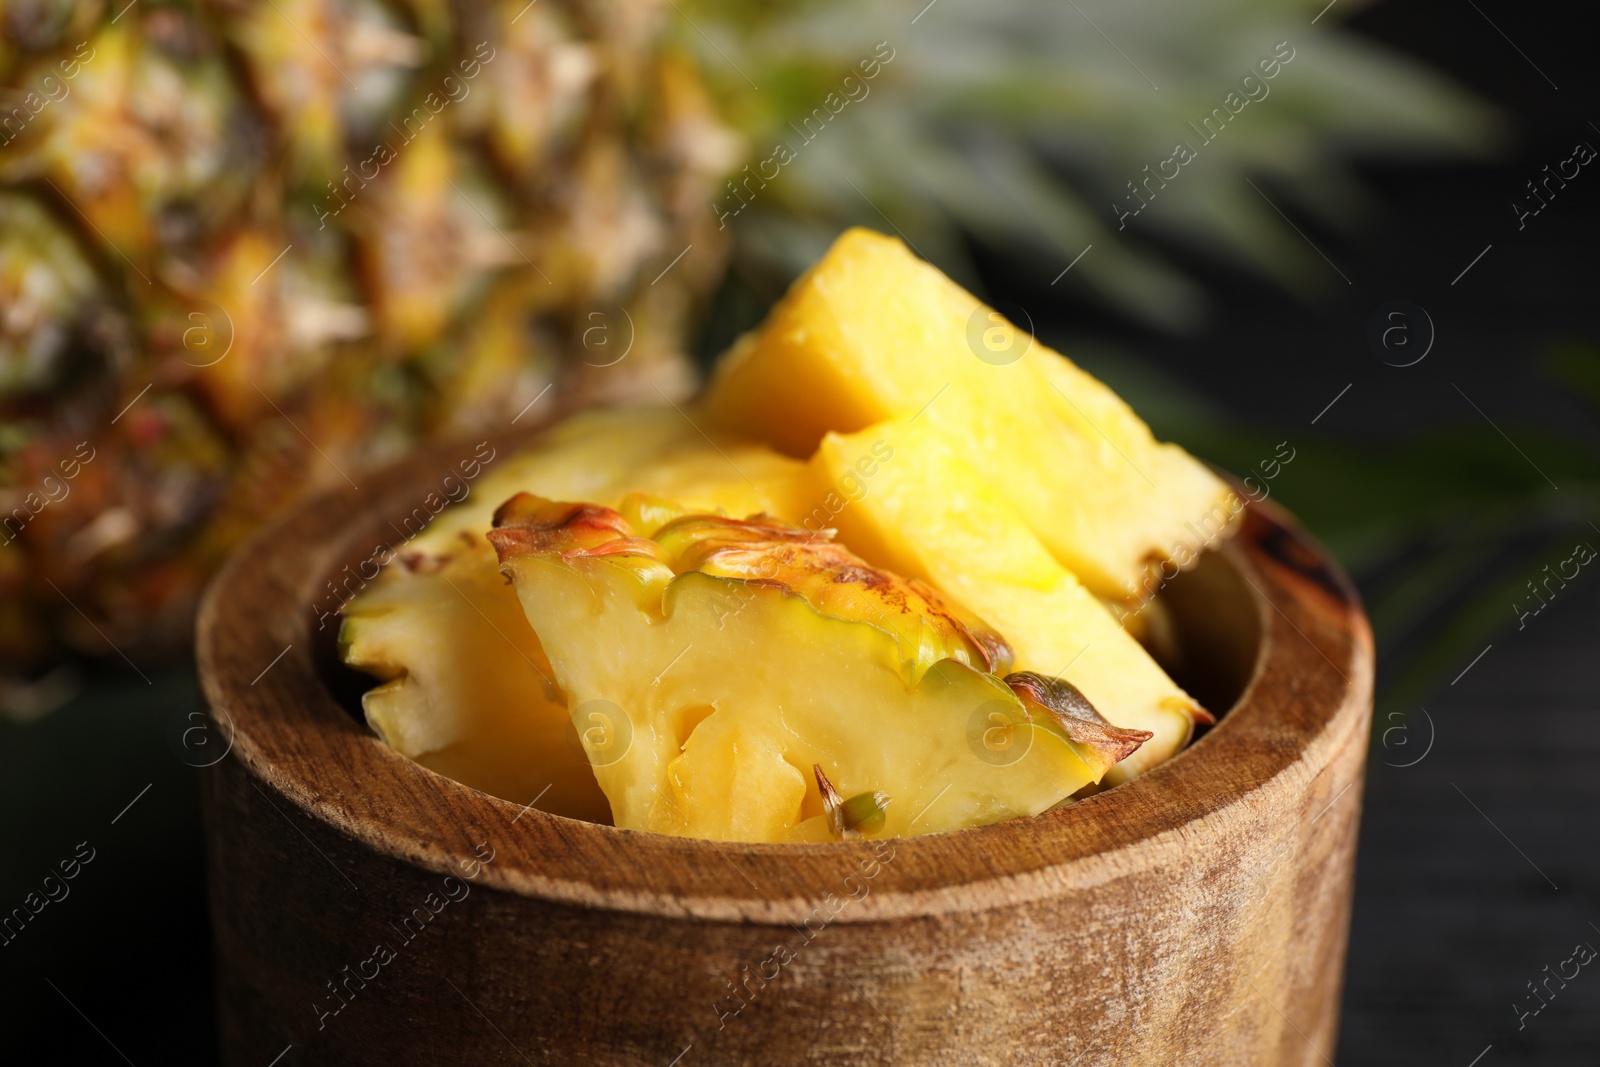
393, 406, 701, 566
813, 420, 1211, 782
489, 497, 1151, 841
339, 546, 611, 822
703, 227, 1240, 601
340, 407, 815, 818
398, 404, 820, 566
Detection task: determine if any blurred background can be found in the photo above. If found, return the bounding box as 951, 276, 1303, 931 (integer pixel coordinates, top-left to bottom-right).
2, 0, 1596, 1061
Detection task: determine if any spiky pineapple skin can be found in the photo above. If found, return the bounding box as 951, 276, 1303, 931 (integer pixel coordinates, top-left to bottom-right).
0, 0, 738, 676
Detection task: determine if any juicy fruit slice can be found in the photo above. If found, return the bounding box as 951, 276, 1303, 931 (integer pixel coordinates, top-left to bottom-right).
394, 406, 696, 567
339, 409, 815, 817
813, 420, 1210, 782
398, 404, 818, 569
489, 497, 1148, 841
340, 546, 611, 823
703, 227, 1238, 601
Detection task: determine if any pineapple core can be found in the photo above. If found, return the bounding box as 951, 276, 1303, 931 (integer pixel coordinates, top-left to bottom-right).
488, 495, 1150, 841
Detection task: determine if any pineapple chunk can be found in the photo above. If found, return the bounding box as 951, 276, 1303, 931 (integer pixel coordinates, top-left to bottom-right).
488, 497, 1150, 841
340, 407, 814, 817
398, 404, 817, 567
394, 406, 703, 567
340, 546, 611, 822
703, 227, 1239, 601
813, 420, 1211, 782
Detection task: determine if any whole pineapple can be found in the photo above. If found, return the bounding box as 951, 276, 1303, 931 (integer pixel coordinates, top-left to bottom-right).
0, 0, 738, 681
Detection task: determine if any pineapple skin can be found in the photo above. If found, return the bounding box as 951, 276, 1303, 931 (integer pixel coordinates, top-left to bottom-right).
0, 0, 738, 677
704, 227, 1240, 602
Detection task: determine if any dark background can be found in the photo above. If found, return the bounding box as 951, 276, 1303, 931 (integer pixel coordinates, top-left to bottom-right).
3, 0, 1596, 1062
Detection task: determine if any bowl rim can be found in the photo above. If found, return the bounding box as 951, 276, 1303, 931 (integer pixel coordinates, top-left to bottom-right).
197, 411, 1374, 924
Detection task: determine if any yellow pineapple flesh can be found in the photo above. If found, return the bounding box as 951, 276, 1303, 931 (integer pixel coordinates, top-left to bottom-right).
704, 227, 1239, 601
339, 542, 609, 821
488, 496, 1149, 841
813, 420, 1210, 782
336, 231, 1242, 838
339, 406, 815, 816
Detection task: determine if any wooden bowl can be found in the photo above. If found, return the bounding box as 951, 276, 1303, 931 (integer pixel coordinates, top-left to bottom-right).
197, 420, 1373, 1067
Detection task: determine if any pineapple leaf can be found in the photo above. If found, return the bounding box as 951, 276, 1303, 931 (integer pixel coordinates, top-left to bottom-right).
680, 0, 1500, 328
